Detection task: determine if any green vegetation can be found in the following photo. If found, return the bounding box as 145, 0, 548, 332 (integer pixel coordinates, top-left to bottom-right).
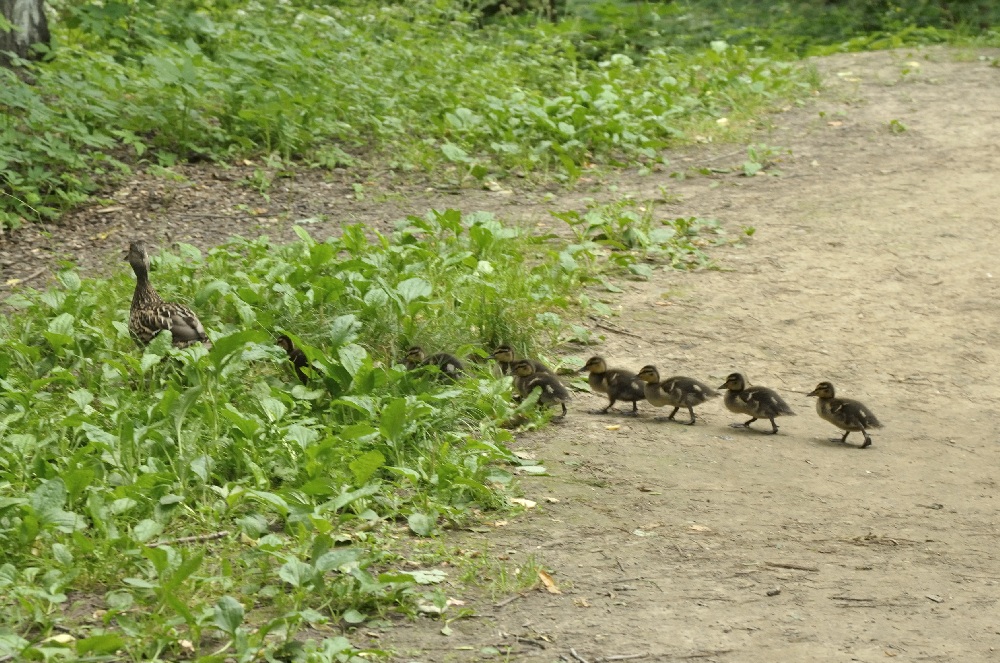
566, 0, 1000, 59
0, 207, 728, 659
0, 211, 556, 659
1, 0, 812, 228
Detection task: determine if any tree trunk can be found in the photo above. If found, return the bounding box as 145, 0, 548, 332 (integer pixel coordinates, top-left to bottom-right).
0, 0, 50, 67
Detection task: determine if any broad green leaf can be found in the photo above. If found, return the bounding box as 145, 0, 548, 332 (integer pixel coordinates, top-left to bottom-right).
213, 596, 245, 635
47, 313, 75, 336
315, 548, 361, 574
338, 343, 367, 376
404, 569, 447, 585
379, 398, 408, 444
349, 450, 385, 486
278, 559, 314, 589
132, 519, 162, 543
396, 277, 432, 304
342, 608, 366, 624
407, 512, 435, 537
285, 424, 319, 450
324, 483, 380, 513
440, 143, 469, 163
76, 634, 125, 656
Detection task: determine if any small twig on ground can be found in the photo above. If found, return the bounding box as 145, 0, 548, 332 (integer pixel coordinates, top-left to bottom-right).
765, 561, 819, 572
588, 316, 643, 339
150, 531, 230, 547
494, 592, 526, 609
678, 650, 734, 659
597, 654, 649, 662
1, 267, 47, 289
570, 648, 591, 663
616, 557, 626, 573
830, 596, 876, 602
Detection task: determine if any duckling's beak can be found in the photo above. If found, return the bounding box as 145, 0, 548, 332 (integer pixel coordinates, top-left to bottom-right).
806, 388, 819, 397
717, 382, 728, 389
578, 366, 590, 373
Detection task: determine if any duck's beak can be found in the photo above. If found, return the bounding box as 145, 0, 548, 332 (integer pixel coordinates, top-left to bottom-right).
717, 382, 727, 389
806, 387, 819, 397
578, 366, 590, 373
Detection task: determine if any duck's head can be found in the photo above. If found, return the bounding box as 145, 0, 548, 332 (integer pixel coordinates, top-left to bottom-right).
124, 241, 150, 271
491, 345, 515, 363
404, 346, 426, 363
636, 365, 660, 384
512, 359, 536, 378
276, 334, 294, 353
807, 381, 836, 399
580, 356, 607, 374
719, 372, 747, 391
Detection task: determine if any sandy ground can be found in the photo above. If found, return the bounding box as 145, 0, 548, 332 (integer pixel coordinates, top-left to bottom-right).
3, 46, 1000, 663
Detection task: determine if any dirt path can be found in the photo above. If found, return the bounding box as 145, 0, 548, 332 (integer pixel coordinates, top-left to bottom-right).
374, 48, 1000, 662
3, 47, 1000, 662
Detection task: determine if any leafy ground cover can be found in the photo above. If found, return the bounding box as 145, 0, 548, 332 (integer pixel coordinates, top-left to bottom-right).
0, 204, 727, 660
565, 0, 1000, 59
0, 0, 813, 228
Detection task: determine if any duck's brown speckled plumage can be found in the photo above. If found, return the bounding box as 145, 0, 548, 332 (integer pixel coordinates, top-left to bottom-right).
581, 356, 645, 415
276, 334, 310, 384
512, 359, 569, 417
126, 241, 211, 349
491, 345, 552, 377
719, 372, 794, 434
404, 346, 464, 381
808, 381, 882, 448
637, 364, 718, 425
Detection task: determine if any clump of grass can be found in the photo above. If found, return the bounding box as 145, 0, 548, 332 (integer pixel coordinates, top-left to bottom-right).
552, 198, 727, 281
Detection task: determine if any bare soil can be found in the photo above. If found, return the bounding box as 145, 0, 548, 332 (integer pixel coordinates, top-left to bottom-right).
3, 47, 1000, 662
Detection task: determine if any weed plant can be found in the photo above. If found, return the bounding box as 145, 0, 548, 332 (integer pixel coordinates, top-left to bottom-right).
0, 0, 812, 227
0, 209, 596, 660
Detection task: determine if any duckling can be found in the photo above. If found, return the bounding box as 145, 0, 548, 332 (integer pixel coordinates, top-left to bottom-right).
512, 360, 569, 417
580, 356, 645, 415
491, 345, 552, 377
276, 334, 309, 384
718, 372, 795, 434
807, 381, 882, 448
636, 365, 719, 425
125, 241, 211, 349
404, 346, 464, 381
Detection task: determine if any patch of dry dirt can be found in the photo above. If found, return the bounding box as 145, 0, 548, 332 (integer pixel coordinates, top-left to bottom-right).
4, 46, 1000, 663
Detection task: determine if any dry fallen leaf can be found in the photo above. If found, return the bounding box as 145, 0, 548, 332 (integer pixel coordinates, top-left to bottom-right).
544, 496, 560, 503
538, 570, 562, 594
689, 524, 712, 532
510, 498, 536, 509
828, 121, 844, 127
605, 425, 621, 431
179, 640, 195, 652
574, 597, 591, 608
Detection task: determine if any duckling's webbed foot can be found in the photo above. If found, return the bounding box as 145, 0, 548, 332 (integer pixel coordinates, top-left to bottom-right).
626, 401, 640, 416
730, 417, 757, 429
768, 418, 780, 434
666, 407, 680, 421
683, 407, 697, 425
860, 430, 872, 449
